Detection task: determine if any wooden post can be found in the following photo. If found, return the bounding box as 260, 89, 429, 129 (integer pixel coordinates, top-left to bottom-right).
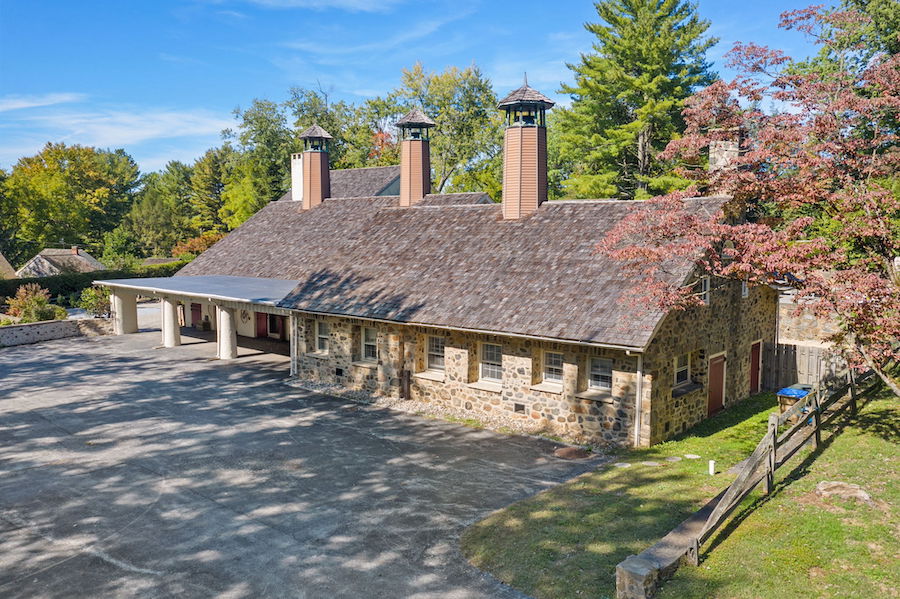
812, 386, 822, 449
848, 369, 858, 415
765, 413, 778, 494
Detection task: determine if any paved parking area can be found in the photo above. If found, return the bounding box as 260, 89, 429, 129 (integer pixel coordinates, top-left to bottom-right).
0, 326, 605, 598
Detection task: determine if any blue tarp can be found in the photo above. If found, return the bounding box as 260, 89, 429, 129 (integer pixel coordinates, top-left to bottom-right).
776, 387, 812, 399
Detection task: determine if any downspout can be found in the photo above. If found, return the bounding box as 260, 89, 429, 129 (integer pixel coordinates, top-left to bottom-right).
630, 352, 645, 447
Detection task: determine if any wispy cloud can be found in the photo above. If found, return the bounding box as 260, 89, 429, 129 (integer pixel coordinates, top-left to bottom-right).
282, 12, 469, 56
0, 92, 86, 112
229, 0, 405, 12
22, 108, 233, 147
159, 53, 207, 65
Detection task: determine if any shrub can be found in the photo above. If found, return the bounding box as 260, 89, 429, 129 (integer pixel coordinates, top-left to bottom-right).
5, 283, 68, 323
172, 232, 225, 259
78, 286, 112, 317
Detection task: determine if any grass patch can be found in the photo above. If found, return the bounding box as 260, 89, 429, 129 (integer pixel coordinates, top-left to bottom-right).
460, 390, 898, 599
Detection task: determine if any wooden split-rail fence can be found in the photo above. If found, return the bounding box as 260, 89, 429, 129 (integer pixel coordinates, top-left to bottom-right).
684, 369, 876, 566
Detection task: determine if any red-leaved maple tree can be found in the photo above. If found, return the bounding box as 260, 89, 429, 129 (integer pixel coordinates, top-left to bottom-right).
599, 6, 900, 396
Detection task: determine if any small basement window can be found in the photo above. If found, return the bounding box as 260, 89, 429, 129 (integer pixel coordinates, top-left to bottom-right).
361, 327, 377, 362
589, 358, 613, 390
674, 353, 690, 386
543, 352, 564, 384
427, 336, 445, 371
480, 343, 503, 382
316, 320, 329, 353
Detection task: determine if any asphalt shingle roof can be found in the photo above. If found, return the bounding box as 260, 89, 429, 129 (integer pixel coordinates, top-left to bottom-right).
278, 165, 401, 202
178, 195, 726, 349
0, 252, 15, 279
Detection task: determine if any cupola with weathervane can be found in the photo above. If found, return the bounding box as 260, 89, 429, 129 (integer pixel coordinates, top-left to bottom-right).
396, 108, 436, 207
498, 76, 554, 220
297, 124, 333, 209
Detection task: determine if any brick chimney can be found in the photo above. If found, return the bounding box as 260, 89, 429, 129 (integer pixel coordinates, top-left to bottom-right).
298, 124, 333, 209
396, 109, 436, 207
708, 127, 742, 171
498, 78, 555, 220
71, 245, 79, 255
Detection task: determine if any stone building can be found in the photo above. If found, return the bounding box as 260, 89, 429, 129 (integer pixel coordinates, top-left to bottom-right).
100, 84, 777, 447
16, 246, 105, 278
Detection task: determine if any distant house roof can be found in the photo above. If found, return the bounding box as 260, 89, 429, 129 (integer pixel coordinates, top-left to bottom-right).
278, 165, 401, 202
16, 247, 105, 278
141, 257, 176, 266
178, 195, 726, 350
0, 253, 16, 279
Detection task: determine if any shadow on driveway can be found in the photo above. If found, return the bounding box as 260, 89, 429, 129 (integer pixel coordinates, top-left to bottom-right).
0, 331, 606, 598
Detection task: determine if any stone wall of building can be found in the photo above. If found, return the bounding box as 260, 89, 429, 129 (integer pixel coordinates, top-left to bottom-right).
643, 280, 777, 444
291, 315, 648, 446
778, 294, 838, 346
0, 318, 112, 348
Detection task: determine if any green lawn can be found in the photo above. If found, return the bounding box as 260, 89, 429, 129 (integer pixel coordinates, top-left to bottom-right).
460, 388, 898, 599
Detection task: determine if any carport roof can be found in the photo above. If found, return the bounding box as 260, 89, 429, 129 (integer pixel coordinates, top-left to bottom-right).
95, 275, 299, 306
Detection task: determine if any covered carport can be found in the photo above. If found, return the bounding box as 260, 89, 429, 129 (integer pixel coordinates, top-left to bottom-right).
97, 275, 299, 367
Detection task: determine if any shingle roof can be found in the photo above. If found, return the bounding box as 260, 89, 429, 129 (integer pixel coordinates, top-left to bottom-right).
396, 109, 436, 128
278, 165, 401, 202
179, 195, 727, 349
497, 84, 555, 109
17, 248, 105, 277
0, 252, 16, 279
298, 124, 333, 139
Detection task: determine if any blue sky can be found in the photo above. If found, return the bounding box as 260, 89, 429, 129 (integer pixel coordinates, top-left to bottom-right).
0, 0, 819, 173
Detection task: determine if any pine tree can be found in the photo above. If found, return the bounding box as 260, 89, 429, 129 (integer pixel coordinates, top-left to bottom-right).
189, 146, 233, 234
558, 0, 716, 199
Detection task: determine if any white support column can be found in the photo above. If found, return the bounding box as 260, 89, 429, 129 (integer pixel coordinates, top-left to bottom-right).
161, 298, 181, 348
217, 306, 238, 360
289, 313, 298, 377
110, 290, 138, 335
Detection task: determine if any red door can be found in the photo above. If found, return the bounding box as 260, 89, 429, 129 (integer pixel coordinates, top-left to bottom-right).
750, 341, 761, 394
191, 303, 202, 327
256, 312, 268, 338
708, 355, 726, 416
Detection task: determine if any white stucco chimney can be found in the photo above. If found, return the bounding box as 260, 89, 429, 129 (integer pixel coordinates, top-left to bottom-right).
290, 153, 303, 202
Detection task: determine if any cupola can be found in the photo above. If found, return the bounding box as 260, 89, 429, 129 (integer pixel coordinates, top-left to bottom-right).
396, 108, 436, 207
298, 124, 333, 209
498, 77, 554, 220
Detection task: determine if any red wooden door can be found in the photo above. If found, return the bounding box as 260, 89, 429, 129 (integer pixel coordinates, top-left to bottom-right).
190, 303, 202, 327
750, 341, 761, 394
256, 312, 268, 338
708, 355, 726, 416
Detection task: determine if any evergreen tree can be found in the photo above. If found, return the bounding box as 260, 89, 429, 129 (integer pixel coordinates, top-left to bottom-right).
125, 162, 194, 257
557, 0, 717, 199
189, 146, 233, 233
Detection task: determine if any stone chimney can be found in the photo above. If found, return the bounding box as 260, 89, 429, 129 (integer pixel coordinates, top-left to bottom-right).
396, 108, 436, 207
708, 127, 742, 171
498, 78, 555, 220
298, 124, 333, 209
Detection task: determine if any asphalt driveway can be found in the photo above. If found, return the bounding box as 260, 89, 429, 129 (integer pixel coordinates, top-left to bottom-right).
0, 326, 605, 598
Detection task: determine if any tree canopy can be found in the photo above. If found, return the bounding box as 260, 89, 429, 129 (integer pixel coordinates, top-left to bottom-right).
556, 0, 717, 199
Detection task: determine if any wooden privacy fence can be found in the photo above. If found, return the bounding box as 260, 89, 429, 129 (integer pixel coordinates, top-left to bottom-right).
763, 342, 848, 390
616, 369, 877, 599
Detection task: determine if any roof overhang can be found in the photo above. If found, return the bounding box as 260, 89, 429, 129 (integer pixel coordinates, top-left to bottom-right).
95, 275, 300, 307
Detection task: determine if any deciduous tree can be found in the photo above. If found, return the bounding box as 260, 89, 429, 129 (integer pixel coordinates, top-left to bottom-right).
599, 6, 900, 395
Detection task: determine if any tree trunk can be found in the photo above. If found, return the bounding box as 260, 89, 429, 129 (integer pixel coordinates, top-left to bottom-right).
856, 343, 900, 398
636, 125, 651, 192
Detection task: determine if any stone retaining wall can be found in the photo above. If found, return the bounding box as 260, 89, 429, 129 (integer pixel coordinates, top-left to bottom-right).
0, 318, 113, 348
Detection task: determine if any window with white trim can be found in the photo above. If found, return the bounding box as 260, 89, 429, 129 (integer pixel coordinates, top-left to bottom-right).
543, 352, 564, 384
699, 276, 710, 305
741, 280, 749, 298
674, 354, 690, 386
361, 327, 377, 362
480, 343, 503, 382
427, 336, 445, 371
589, 358, 613, 390
316, 320, 329, 353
